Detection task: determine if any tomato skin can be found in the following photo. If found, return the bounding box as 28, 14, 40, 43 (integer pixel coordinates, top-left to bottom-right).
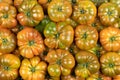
75, 51, 100, 78
0, 0, 13, 5
75, 25, 98, 50
100, 52, 120, 77
86, 72, 112, 80
19, 56, 47, 80
17, 27, 45, 58
72, 0, 97, 24
110, 0, 120, 12
0, 54, 20, 80
0, 28, 16, 53
61, 75, 85, 80
88, 18, 105, 32
100, 27, 120, 52
113, 75, 120, 80
45, 49, 75, 77
0, 2, 17, 29
16, 0, 44, 27
98, 3, 119, 26
44, 22, 74, 49
48, 0, 72, 22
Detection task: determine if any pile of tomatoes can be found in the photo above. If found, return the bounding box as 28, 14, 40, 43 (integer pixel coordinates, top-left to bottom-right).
0, 0, 120, 80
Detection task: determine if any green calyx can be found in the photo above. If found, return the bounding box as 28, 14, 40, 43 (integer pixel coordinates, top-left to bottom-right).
3, 14, 8, 18
55, 33, 60, 39
82, 32, 88, 39
30, 67, 36, 72
80, 8, 86, 14
4, 66, 10, 71
109, 63, 114, 68
28, 40, 35, 46
2, 38, 8, 44
109, 36, 116, 42
56, 59, 61, 65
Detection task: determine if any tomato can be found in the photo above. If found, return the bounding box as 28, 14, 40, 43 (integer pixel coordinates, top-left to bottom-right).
65, 18, 78, 28
100, 52, 120, 77
0, 54, 20, 80
35, 15, 51, 34
17, 27, 45, 58
61, 75, 85, 80
100, 27, 120, 52
0, 2, 17, 29
113, 18, 120, 29
75, 51, 100, 78
45, 49, 75, 77
98, 3, 119, 26
72, 0, 97, 24
75, 25, 98, 50
44, 22, 74, 49
14, 0, 23, 8
0, 0, 13, 5
0, 28, 16, 53
19, 56, 47, 80
86, 72, 112, 80
113, 75, 120, 80
16, 0, 44, 27
48, 0, 72, 22
88, 18, 105, 32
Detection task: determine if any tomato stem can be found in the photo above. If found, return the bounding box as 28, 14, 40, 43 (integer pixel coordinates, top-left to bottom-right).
80, 8, 86, 14
3, 14, 8, 18
82, 32, 88, 39
56, 59, 61, 65
28, 40, 35, 46
2, 38, 8, 44
109, 63, 114, 68
4, 66, 10, 71
109, 36, 116, 42
30, 67, 36, 72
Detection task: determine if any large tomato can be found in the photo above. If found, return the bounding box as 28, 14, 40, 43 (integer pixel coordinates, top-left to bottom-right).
0, 2, 17, 29
61, 75, 85, 80
72, 0, 97, 24
0, 28, 16, 53
48, 0, 72, 22
17, 27, 45, 58
16, 0, 44, 27
86, 72, 112, 80
44, 22, 74, 49
75, 51, 100, 78
113, 75, 120, 80
0, 54, 20, 80
100, 52, 120, 77
100, 27, 120, 52
45, 49, 75, 78
98, 3, 119, 26
75, 25, 98, 50
0, 0, 13, 5
19, 56, 47, 80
